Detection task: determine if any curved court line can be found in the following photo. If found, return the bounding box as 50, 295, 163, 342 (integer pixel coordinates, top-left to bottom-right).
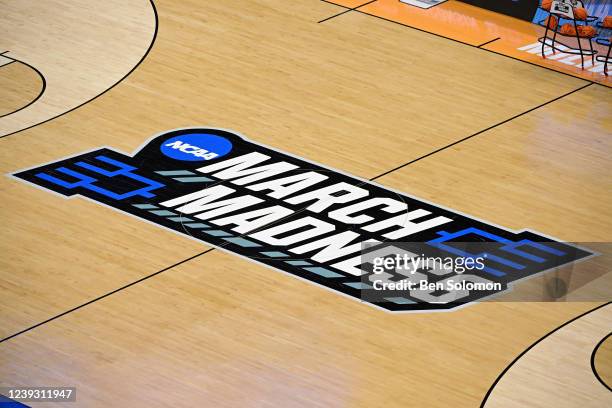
0, 57, 47, 119
0, 0, 158, 140
591, 332, 612, 392
480, 301, 612, 408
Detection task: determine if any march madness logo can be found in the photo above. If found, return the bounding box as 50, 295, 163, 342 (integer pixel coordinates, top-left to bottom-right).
12, 128, 592, 311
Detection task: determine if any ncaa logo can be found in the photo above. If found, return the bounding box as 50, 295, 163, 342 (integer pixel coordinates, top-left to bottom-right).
160, 133, 233, 161
12, 128, 593, 312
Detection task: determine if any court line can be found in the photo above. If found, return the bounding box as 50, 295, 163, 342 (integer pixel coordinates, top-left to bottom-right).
0, 56, 47, 119
590, 331, 612, 392
480, 302, 611, 407
0, 81, 595, 344
477, 37, 501, 48
370, 82, 593, 181
353, 9, 604, 87
319, 0, 352, 8
0, 0, 159, 140
318, 0, 377, 24
0, 78, 593, 343
0, 1, 601, 339
0, 0, 603, 348
317, 0, 608, 88
0, 249, 215, 344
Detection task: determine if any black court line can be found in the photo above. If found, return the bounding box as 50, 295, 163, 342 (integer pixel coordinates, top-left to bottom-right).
477, 37, 501, 48
319, 0, 352, 9
0, 81, 594, 344
370, 82, 593, 180
590, 331, 612, 393
0, 0, 159, 141
0, 0, 601, 343
318, 0, 377, 24
0, 56, 47, 119
353, 9, 603, 87
318, 0, 608, 88
0, 249, 215, 344
480, 302, 611, 407
0, 0, 598, 343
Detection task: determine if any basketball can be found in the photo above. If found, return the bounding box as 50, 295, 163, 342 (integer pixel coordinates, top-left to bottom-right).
542, 0, 553, 11
603, 15, 612, 28
574, 7, 588, 21
562, 24, 597, 38
577, 25, 596, 38
545, 15, 558, 29
560, 23, 576, 36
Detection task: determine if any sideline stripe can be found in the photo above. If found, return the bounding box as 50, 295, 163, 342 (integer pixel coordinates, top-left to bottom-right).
317, 0, 607, 88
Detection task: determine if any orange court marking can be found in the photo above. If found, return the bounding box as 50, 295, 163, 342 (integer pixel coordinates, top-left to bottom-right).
325, 0, 612, 86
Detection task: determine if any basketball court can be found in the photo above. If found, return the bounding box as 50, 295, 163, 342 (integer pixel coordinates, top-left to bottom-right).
0, 0, 610, 406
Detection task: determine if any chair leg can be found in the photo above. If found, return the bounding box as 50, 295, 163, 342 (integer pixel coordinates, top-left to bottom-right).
542, 22, 550, 58
572, 19, 584, 68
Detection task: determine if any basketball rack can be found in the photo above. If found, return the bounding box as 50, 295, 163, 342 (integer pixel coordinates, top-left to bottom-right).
537, 0, 597, 69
